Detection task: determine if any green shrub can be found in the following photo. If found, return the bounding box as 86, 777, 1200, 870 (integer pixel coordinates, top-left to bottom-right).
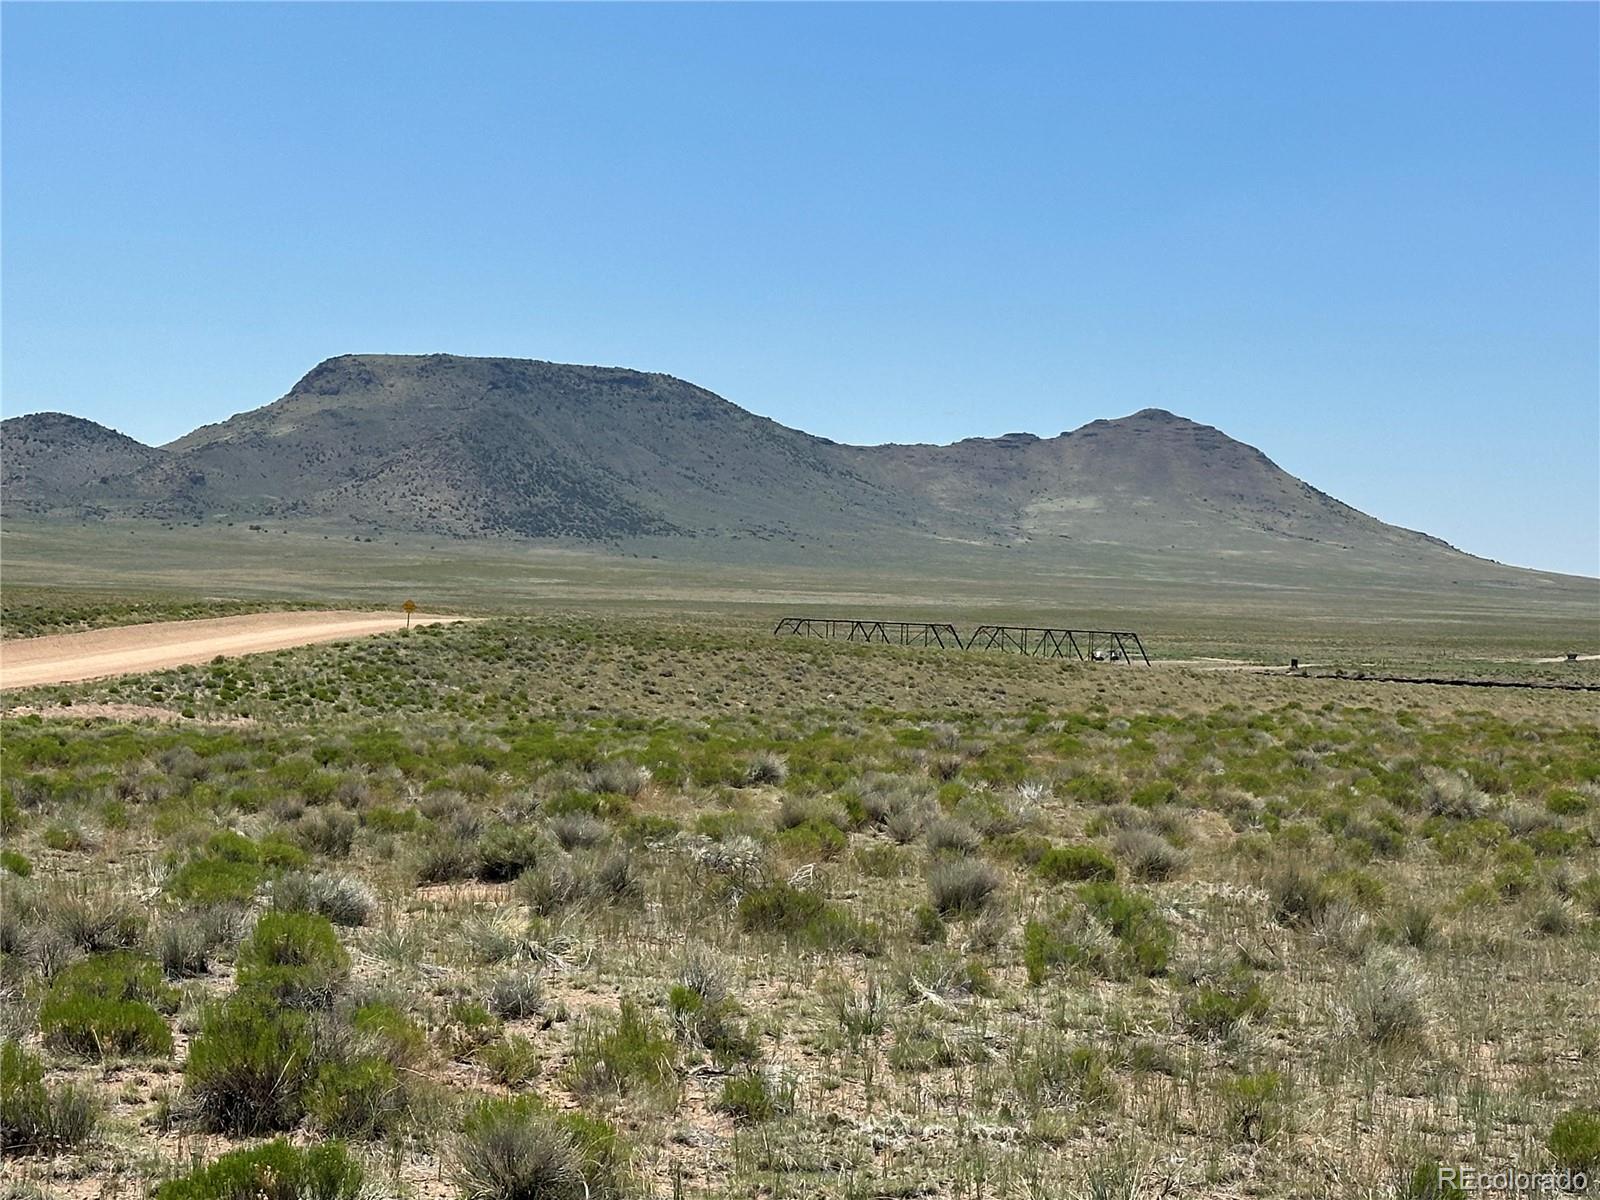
39, 953, 176, 1059
48, 951, 177, 1009
773, 818, 847, 861
304, 1055, 406, 1138
912, 903, 947, 944
478, 1035, 541, 1086
1220, 1069, 1292, 1143
1023, 910, 1111, 985
477, 823, 546, 883
1078, 882, 1174, 975
442, 999, 502, 1061
717, 1070, 795, 1123
0, 849, 31, 877
235, 911, 350, 1008
153, 1139, 364, 1200
363, 805, 424, 834
183, 997, 314, 1134
351, 1001, 428, 1067
0, 1039, 96, 1154
44, 822, 94, 852
1545, 790, 1591, 818
1547, 1107, 1600, 1172
667, 961, 759, 1068
454, 1094, 629, 1200
1394, 1160, 1467, 1200
737, 881, 880, 954
0, 792, 22, 837
1035, 844, 1117, 884
166, 856, 263, 906
1178, 971, 1268, 1040
566, 999, 676, 1098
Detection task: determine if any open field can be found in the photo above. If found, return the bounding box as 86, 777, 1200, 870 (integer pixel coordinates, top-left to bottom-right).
0, 611, 470, 690
2, 520, 1597, 674
1, 584, 1597, 1198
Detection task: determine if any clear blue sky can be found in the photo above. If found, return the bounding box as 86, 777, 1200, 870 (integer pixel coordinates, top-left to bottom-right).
3, 3, 1596, 576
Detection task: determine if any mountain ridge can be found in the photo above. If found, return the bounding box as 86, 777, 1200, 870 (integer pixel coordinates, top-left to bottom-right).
0, 352, 1544, 583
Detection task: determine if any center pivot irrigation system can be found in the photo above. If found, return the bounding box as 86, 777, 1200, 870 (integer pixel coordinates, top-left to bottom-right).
772, 616, 1150, 665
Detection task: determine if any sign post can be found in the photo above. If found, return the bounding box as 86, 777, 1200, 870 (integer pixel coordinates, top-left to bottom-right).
402, 599, 416, 629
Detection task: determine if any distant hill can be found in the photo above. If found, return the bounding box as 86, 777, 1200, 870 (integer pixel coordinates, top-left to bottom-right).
1, 412, 165, 509
0, 353, 1571, 587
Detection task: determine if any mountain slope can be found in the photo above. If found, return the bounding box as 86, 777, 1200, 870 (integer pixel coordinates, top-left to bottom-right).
0, 413, 167, 512
154, 355, 927, 541
0, 353, 1532, 582
846, 408, 1452, 557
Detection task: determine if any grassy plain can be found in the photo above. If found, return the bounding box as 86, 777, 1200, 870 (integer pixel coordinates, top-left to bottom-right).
1, 527, 1598, 1198
2, 519, 1596, 669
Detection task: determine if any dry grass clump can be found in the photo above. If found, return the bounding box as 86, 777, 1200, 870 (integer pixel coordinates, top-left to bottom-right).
743, 750, 788, 786
1343, 948, 1430, 1049
1530, 894, 1578, 937
925, 817, 981, 856
1114, 828, 1188, 880
1266, 861, 1336, 927
1309, 899, 1375, 959
927, 858, 1002, 917
516, 857, 582, 916
487, 968, 545, 1019
575, 849, 643, 906
1380, 900, 1439, 950
295, 807, 357, 857
42, 883, 146, 955
1420, 767, 1486, 819
586, 760, 651, 798
270, 871, 375, 927
857, 774, 932, 829
884, 803, 932, 845
668, 950, 758, 1066
453, 1094, 629, 1200
549, 813, 606, 851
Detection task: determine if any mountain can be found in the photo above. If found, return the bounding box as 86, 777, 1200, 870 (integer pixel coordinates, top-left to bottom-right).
0, 353, 1543, 581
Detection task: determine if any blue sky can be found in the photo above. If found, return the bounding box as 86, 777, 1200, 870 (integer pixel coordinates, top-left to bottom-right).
3, 3, 1596, 576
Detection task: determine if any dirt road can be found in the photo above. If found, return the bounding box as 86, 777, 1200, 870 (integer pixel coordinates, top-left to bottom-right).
0, 611, 469, 690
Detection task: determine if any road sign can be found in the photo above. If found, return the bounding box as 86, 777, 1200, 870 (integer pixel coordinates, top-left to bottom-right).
403, 599, 416, 628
